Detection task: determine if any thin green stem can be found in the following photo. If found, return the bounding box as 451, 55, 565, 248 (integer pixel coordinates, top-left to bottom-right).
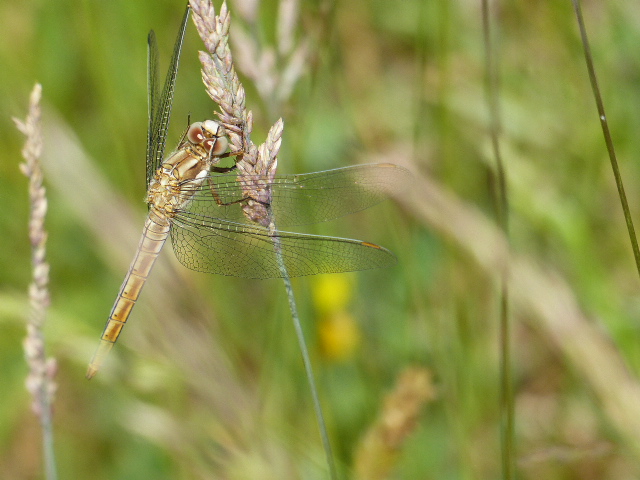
570, 0, 640, 279
481, 1, 514, 479
498, 289, 513, 480
41, 396, 58, 480
270, 226, 338, 480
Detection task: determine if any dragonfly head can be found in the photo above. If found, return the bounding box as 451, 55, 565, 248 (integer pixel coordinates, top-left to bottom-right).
186, 120, 228, 157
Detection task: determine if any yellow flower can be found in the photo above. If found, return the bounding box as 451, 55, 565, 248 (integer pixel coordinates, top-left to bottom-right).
312, 274, 360, 361
318, 312, 361, 361
312, 274, 354, 315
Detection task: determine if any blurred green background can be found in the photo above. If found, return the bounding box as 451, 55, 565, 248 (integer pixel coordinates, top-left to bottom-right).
3, 0, 640, 478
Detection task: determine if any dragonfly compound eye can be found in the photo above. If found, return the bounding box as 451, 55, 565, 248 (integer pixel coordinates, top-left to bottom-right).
210, 136, 228, 156
187, 122, 204, 144
202, 119, 223, 137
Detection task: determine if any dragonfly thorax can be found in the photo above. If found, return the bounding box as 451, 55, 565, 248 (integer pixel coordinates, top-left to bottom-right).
146, 120, 228, 217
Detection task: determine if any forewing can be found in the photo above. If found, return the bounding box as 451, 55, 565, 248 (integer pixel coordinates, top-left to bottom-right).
170, 212, 396, 279
179, 163, 410, 227
146, 5, 191, 184
146, 30, 160, 179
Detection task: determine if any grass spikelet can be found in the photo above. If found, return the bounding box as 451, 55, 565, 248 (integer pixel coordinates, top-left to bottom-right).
13, 83, 58, 480
354, 367, 435, 480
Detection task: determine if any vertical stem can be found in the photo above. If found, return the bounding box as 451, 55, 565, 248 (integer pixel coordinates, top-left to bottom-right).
16, 83, 58, 480
570, 0, 640, 280
480, 2, 514, 478
499, 289, 513, 480
270, 224, 338, 480
41, 402, 57, 480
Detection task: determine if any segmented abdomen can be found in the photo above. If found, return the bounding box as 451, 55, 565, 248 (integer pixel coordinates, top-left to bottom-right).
86, 210, 170, 378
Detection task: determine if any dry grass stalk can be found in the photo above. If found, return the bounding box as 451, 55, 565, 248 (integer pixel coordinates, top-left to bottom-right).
229, 0, 259, 24
14, 83, 58, 480
237, 119, 282, 227
354, 367, 435, 480
190, 5, 337, 477
13, 83, 57, 419
220, 0, 308, 110
190, 0, 283, 226
190, 0, 251, 154
276, 0, 299, 56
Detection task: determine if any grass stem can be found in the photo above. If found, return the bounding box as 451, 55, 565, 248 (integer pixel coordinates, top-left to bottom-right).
14, 83, 58, 480
480, 2, 514, 478
571, 0, 640, 280
271, 230, 338, 480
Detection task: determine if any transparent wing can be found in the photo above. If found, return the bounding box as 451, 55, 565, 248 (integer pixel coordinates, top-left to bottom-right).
170, 212, 396, 279
146, 30, 159, 176
178, 163, 410, 227
146, 5, 191, 184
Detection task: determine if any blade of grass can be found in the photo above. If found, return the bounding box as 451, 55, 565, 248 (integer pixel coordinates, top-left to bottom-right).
273, 232, 338, 480
570, 0, 640, 279
480, 1, 514, 478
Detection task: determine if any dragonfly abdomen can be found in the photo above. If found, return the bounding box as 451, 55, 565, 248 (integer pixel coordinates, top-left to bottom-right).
86, 212, 170, 378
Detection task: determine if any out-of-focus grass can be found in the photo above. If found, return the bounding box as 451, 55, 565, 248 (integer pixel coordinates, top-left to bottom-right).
3, 0, 640, 478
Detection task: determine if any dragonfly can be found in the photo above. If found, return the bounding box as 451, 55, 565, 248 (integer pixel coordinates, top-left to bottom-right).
87, 5, 407, 378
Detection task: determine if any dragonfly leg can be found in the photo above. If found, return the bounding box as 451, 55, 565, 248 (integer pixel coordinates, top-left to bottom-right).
176, 116, 192, 145
206, 174, 270, 208
218, 150, 243, 159
207, 148, 244, 167
207, 175, 241, 206
211, 164, 237, 173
